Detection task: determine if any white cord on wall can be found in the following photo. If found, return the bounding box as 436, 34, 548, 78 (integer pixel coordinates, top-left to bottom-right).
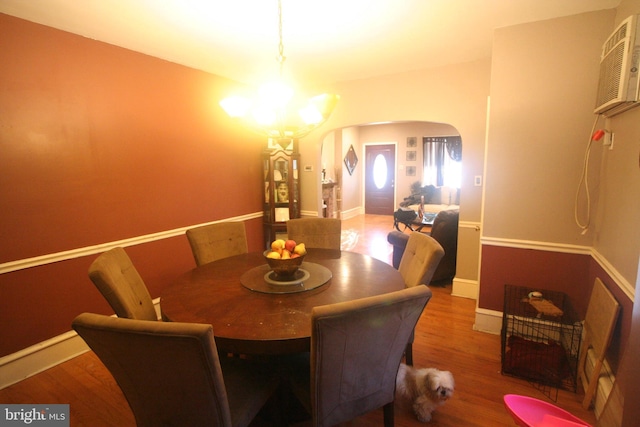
574, 115, 603, 234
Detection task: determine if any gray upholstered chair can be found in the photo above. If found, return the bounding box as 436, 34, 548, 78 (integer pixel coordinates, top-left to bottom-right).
396, 232, 444, 365
286, 218, 341, 250
72, 312, 279, 427
88, 247, 157, 321
186, 222, 248, 266
286, 286, 432, 427
388, 209, 459, 282
398, 232, 445, 288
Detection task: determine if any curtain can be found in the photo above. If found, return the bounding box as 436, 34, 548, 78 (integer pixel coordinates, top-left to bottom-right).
422, 136, 462, 187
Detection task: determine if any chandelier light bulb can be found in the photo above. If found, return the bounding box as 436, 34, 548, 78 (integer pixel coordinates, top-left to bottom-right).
218, 0, 339, 141
299, 103, 323, 125
251, 105, 276, 126
258, 81, 294, 108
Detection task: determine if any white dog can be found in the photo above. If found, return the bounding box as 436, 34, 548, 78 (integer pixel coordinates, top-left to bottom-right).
396, 363, 455, 422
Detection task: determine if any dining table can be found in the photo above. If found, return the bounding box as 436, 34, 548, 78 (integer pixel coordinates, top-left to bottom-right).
160, 249, 405, 355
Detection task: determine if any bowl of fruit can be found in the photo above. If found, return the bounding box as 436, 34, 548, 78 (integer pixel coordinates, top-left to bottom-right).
264, 239, 307, 279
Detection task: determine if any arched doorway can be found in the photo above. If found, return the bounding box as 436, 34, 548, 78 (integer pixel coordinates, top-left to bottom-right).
320, 121, 461, 218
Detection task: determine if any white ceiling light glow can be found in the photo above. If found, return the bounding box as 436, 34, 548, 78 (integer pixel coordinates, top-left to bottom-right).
219, 0, 339, 143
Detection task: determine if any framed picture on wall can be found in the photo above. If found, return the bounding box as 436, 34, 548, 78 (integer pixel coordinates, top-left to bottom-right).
406, 166, 416, 176
406, 151, 416, 161
407, 137, 417, 147
344, 144, 358, 176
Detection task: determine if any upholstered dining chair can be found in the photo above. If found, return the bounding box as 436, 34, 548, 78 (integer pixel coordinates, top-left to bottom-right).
88, 247, 157, 321
286, 218, 341, 250
286, 285, 432, 427
72, 312, 280, 427
398, 231, 445, 288
397, 232, 444, 365
387, 209, 459, 283
186, 221, 249, 266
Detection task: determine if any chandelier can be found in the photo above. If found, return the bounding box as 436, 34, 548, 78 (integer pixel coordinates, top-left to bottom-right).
219, 0, 339, 143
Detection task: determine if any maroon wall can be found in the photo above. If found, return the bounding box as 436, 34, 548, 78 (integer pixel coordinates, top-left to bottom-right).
0, 14, 266, 356
479, 244, 632, 372
478, 246, 591, 314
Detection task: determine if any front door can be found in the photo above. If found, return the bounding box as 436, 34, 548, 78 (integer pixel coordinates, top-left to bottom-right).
364, 144, 395, 215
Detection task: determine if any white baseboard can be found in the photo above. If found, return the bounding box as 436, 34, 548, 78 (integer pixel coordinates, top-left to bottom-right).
300, 210, 321, 218
0, 298, 162, 390
300, 207, 363, 220
0, 331, 89, 390
452, 277, 478, 300
339, 206, 363, 220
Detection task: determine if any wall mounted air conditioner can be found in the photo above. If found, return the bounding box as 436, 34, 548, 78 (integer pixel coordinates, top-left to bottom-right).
594, 14, 640, 117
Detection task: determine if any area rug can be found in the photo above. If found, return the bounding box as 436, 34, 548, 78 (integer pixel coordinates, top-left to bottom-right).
340, 229, 359, 251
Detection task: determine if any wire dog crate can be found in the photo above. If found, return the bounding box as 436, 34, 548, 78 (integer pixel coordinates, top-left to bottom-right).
501, 285, 582, 400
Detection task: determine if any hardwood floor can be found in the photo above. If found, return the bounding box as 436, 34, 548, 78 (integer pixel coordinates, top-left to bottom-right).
0, 214, 597, 426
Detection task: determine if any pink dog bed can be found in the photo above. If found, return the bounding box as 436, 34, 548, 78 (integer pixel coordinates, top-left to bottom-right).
503, 394, 591, 427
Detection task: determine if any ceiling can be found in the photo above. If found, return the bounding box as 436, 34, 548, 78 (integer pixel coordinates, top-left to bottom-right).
1, 0, 619, 88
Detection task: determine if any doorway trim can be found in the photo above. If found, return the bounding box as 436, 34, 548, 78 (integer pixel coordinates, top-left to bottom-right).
361, 141, 398, 214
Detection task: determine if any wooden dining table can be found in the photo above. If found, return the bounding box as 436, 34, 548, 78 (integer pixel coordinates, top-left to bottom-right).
160, 249, 405, 355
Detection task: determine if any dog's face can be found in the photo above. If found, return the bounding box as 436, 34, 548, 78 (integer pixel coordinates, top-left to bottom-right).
426, 370, 455, 402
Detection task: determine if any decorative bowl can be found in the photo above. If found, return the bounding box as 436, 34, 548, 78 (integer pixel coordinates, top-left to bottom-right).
263, 250, 306, 279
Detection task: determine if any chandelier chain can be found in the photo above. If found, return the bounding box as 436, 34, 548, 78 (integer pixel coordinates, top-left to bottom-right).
218, 0, 339, 140
277, 0, 286, 76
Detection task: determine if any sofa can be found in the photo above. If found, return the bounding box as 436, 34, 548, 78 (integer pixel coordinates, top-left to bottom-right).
387, 209, 459, 283
394, 184, 459, 231
400, 184, 460, 214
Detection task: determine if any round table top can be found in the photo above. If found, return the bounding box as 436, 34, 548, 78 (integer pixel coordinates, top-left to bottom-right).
160, 249, 405, 355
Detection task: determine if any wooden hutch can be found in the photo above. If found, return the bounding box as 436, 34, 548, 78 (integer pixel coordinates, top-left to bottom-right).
262, 138, 300, 248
